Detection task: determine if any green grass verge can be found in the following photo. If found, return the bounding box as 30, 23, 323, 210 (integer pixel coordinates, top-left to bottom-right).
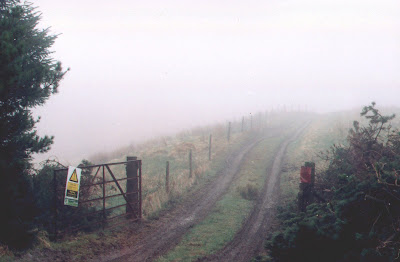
157, 135, 284, 262
144, 131, 256, 221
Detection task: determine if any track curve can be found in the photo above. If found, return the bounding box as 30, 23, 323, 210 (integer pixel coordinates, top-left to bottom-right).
199, 122, 310, 262
101, 133, 271, 262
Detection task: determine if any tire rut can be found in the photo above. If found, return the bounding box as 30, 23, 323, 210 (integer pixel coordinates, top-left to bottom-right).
199, 122, 310, 262
102, 132, 278, 262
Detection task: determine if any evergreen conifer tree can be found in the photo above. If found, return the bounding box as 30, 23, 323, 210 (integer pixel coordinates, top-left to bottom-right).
0, 0, 67, 248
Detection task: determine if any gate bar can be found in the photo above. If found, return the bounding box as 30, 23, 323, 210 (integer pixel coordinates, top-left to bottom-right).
105, 165, 137, 219
54, 160, 139, 172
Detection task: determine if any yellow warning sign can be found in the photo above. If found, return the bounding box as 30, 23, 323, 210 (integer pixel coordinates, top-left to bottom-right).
66, 189, 78, 198
64, 166, 82, 207
66, 179, 79, 198
67, 181, 78, 191
69, 169, 78, 183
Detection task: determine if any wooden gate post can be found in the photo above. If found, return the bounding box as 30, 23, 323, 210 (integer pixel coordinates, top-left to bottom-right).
126, 156, 138, 218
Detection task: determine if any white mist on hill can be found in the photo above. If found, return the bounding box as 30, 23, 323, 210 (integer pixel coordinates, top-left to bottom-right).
32, 0, 400, 164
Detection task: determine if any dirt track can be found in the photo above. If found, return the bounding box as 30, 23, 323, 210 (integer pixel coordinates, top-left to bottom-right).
199, 122, 309, 261
101, 124, 307, 262
101, 133, 268, 262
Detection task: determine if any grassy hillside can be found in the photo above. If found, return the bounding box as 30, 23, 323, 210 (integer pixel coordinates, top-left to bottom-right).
157, 135, 284, 261
86, 111, 307, 220
87, 120, 256, 220
7, 112, 280, 260
157, 114, 310, 261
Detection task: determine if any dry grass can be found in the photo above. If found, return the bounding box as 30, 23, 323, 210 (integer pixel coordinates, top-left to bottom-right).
87, 121, 249, 219
86, 111, 288, 220
157, 133, 285, 262
83, 112, 322, 220
139, 130, 246, 218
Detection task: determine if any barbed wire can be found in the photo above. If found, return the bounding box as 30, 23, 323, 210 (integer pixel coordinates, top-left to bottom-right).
31, 156, 67, 175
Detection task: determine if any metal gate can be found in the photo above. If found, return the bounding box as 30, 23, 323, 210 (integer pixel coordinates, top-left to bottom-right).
52, 157, 141, 239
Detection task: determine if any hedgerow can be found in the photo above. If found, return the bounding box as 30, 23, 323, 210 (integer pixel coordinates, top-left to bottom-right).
267, 103, 400, 262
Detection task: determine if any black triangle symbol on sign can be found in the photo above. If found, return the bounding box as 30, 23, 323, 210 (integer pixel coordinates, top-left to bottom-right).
69, 170, 78, 183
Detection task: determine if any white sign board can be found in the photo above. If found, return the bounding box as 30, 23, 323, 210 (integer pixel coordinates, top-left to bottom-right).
64, 166, 82, 207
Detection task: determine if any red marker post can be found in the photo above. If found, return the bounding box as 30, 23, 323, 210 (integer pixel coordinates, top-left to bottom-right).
300, 166, 312, 183
298, 162, 315, 212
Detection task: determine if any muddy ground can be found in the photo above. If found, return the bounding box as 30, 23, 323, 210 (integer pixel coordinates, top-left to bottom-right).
101, 124, 307, 262
100, 133, 266, 262
199, 123, 309, 262
17, 124, 306, 262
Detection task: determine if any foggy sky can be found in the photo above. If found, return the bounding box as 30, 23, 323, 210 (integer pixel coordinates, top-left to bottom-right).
32, 0, 400, 163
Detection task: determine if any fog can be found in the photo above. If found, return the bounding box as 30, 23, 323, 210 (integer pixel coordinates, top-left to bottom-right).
32, 0, 400, 163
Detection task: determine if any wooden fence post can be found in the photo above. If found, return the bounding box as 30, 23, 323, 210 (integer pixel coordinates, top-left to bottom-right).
227, 122, 231, 142
166, 161, 169, 194
189, 150, 192, 178
209, 134, 212, 161
241, 116, 244, 132
126, 156, 138, 218
102, 166, 106, 229
52, 170, 57, 240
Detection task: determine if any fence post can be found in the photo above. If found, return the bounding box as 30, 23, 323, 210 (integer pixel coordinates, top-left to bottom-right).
227, 122, 231, 142
250, 113, 253, 130
209, 134, 212, 161
52, 170, 57, 241
189, 150, 192, 178
166, 161, 170, 194
138, 161, 142, 219
102, 166, 106, 229
126, 156, 138, 218
241, 116, 244, 132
